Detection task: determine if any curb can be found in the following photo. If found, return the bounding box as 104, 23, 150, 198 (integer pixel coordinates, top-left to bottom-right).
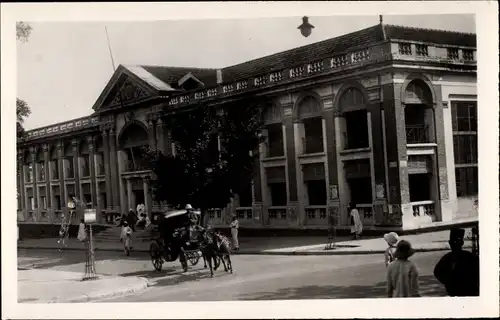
18, 244, 471, 256
38, 277, 150, 303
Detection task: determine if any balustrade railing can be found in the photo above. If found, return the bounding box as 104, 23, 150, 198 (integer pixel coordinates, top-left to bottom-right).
125, 161, 150, 172
343, 132, 370, 150
236, 207, 253, 220
207, 208, 222, 220
305, 206, 327, 219
406, 125, 429, 144
268, 206, 287, 220
411, 200, 435, 219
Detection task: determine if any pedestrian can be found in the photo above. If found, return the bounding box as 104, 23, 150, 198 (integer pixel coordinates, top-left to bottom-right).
433, 228, 480, 296
120, 220, 133, 256
230, 214, 239, 251
384, 232, 399, 267
387, 239, 420, 298
349, 203, 363, 239
77, 219, 87, 243
127, 209, 137, 232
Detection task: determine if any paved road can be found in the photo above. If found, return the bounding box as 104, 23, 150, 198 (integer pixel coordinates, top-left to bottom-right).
18, 248, 448, 301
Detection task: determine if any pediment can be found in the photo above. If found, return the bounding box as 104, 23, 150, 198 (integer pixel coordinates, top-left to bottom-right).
92, 65, 176, 112
105, 78, 153, 109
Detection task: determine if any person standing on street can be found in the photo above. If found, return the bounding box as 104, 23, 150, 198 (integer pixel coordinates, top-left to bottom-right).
387, 240, 420, 298
120, 220, 133, 256
349, 203, 363, 240
230, 215, 239, 251
383, 232, 399, 267
433, 228, 480, 296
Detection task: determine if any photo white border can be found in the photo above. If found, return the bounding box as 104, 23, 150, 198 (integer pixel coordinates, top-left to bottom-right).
2, 1, 499, 319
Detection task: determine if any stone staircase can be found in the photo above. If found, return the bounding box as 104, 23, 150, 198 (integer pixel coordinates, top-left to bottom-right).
93, 225, 159, 243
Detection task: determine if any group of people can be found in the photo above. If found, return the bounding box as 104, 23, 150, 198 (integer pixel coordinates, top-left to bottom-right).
116, 204, 151, 255
383, 227, 479, 298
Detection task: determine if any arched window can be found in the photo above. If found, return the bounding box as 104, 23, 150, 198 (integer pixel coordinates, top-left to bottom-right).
118, 122, 150, 171
297, 96, 323, 154
404, 79, 434, 144
338, 87, 369, 150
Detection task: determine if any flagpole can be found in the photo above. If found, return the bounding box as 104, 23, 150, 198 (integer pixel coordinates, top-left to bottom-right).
105, 26, 116, 72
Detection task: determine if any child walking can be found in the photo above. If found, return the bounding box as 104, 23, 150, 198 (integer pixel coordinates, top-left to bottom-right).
387, 240, 420, 298
383, 232, 399, 267
120, 221, 133, 256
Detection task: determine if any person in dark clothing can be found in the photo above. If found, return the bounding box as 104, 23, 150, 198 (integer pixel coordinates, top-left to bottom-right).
433, 228, 480, 296
127, 209, 137, 232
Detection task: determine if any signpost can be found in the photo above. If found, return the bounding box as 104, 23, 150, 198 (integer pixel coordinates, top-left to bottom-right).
82, 207, 98, 281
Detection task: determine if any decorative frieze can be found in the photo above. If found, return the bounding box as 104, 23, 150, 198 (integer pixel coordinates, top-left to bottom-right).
24, 116, 99, 141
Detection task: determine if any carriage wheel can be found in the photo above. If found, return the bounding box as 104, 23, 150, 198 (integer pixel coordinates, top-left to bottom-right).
150, 242, 163, 271
188, 251, 200, 266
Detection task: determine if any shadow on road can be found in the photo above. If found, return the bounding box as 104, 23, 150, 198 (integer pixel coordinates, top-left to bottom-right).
238, 275, 447, 300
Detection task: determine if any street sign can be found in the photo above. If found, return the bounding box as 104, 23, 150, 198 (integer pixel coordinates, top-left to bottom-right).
84, 209, 97, 224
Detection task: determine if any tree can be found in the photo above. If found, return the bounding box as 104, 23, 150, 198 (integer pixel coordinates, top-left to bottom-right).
16, 22, 32, 139
16, 21, 32, 43
17, 98, 31, 139
146, 98, 266, 224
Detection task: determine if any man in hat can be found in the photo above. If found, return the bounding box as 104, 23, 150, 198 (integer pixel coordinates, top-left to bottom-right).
387, 240, 420, 297
433, 228, 479, 296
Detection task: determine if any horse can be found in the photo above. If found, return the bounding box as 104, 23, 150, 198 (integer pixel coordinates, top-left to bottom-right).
198, 229, 220, 277
214, 231, 233, 274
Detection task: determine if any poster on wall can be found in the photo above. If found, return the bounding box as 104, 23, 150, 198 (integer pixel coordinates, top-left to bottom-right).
329, 185, 338, 200
376, 184, 385, 199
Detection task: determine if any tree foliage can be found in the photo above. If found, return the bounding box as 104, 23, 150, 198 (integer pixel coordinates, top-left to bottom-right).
16, 21, 32, 43
146, 98, 266, 217
16, 22, 32, 139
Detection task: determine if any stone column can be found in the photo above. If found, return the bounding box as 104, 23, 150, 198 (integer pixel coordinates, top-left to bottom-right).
109, 127, 120, 211
381, 83, 408, 226
43, 144, 51, 210
17, 150, 25, 213
147, 116, 157, 150
126, 178, 133, 211
143, 177, 152, 218
101, 128, 113, 211
71, 139, 81, 201
57, 141, 66, 215
156, 118, 169, 155
30, 147, 38, 220
87, 136, 97, 208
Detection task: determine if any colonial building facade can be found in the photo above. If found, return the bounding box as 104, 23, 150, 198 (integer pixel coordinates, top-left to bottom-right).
17, 23, 478, 231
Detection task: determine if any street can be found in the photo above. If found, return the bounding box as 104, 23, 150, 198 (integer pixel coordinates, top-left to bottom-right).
18, 248, 447, 301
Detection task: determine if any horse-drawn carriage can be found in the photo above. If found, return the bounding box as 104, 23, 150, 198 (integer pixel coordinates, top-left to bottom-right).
149, 208, 233, 276
149, 209, 204, 272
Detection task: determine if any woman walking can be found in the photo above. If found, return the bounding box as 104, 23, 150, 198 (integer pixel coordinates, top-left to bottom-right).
230, 215, 239, 251
387, 240, 420, 298
349, 203, 363, 240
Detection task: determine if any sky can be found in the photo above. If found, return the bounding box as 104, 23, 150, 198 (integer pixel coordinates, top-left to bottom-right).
17, 14, 475, 130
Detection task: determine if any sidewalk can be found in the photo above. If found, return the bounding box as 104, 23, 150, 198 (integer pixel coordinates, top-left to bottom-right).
17, 228, 473, 256
18, 269, 149, 303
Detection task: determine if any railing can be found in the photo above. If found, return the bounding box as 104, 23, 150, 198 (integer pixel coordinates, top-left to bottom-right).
411, 200, 435, 219
51, 169, 59, 180
305, 206, 327, 219
207, 208, 222, 220
406, 125, 429, 144
268, 206, 287, 220
302, 136, 324, 154
125, 161, 150, 172
236, 207, 253, 220
22, 115, 100, 142
357, 204, 374, 224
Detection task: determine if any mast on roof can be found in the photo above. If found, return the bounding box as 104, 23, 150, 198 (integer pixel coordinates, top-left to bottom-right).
379, 15, 383, 24
105, 26, 116, 72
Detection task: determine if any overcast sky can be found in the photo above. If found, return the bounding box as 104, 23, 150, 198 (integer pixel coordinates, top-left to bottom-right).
17, 14, 475, 130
